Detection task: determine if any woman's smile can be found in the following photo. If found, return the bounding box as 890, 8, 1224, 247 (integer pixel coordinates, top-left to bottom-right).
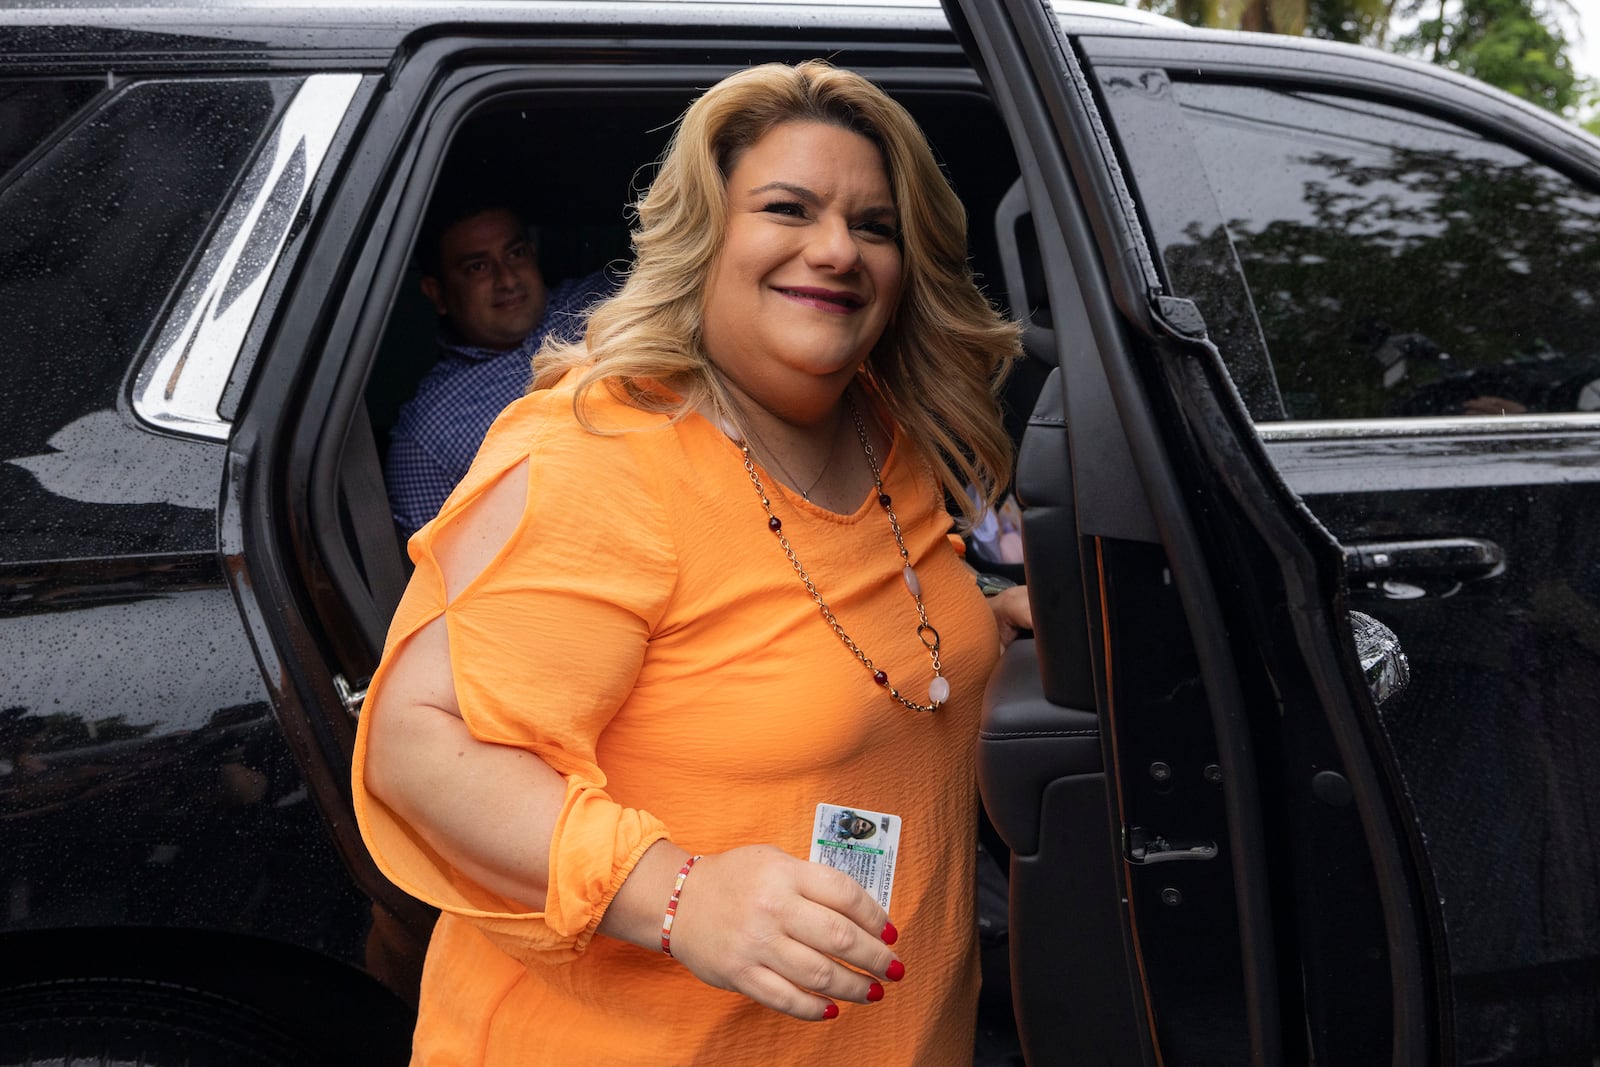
774, 285, 867, 313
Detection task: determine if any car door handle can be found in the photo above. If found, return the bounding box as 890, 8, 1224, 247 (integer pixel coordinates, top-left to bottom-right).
1343, 537, 1505, 581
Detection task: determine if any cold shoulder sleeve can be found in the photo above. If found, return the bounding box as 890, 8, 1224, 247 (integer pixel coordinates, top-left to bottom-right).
352, 387, 678, 964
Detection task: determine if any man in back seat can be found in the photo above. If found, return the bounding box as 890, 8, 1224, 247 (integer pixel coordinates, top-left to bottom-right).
385, 197, 613, 537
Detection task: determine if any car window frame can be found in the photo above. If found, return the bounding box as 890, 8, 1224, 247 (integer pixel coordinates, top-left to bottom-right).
131, 72, 364, 441
231, 30, 1022, 951
1085, 29, 1600, 1062
951, 6, 1447, 1062
1079, 30, 1600, 443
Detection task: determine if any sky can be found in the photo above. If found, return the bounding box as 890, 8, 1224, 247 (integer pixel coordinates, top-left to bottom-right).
1548, 0, 1598, 120
1562, 0, 1600, 85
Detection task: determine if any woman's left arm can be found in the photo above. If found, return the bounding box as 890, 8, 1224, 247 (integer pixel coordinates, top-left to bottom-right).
990, 584, 1032, 650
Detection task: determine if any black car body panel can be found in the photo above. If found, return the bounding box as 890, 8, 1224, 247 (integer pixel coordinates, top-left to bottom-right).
3, 1, 1598, 1062
1076, 29, 1600, 1061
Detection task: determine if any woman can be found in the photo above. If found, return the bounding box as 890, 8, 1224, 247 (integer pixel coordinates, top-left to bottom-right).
355, 60, 1030, 1065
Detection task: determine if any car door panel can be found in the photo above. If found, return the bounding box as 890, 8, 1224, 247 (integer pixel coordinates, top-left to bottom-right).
951, 2, 1439, 1063
954, 3, 1285, 1061
1276, 445, 1600, 1062
1086, 37, 1600, 1060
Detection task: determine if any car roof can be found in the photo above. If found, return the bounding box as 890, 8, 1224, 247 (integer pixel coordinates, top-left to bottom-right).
0, 0, 1183, 59
7, 0, 1583, 156
1, 0, 1178, 21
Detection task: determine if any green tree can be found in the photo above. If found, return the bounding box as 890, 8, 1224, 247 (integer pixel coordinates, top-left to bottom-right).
1303, 0, 1395, 44
1398, 0, 1583, 113
1134, 0, 1395, 44
1131, 0, 1589, 118
1579, 85, 1600, 136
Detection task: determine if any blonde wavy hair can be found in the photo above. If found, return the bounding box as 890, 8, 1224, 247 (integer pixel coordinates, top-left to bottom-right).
532, 60, 1021, 528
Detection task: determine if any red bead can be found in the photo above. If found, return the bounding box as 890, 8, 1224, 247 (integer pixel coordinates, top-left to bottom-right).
768, 516, 782, 532
877, 493, 892, 508
873, 670, 888, 686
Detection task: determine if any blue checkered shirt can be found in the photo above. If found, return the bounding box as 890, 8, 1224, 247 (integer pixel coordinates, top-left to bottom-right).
385, 270, 613, 535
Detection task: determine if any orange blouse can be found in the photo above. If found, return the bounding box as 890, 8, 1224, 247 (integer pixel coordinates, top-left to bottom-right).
353, 376, 1001, 1066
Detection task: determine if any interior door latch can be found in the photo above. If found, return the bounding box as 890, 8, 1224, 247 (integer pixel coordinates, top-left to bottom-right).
333, 673, 369, 721
1127, 826, 1218, 864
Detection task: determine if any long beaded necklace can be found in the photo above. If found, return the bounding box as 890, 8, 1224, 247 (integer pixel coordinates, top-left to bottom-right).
730, 392, 949, 713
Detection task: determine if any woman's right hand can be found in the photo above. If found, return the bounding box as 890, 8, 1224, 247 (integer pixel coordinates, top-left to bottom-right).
656, 844, 903, 1020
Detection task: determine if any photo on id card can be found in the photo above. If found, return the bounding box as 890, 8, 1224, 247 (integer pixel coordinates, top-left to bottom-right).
809, 802, 901, 911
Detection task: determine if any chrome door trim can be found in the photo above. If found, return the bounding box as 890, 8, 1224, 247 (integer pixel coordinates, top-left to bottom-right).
1257, 412, 1600, 441
133, 73, 363, 442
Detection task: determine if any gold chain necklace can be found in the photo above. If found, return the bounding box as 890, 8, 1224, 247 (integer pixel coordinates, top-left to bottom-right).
733, 393, 948, 713
738, 406, 844, 502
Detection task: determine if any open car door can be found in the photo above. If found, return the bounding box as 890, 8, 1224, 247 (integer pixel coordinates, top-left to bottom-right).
943, 2, 1434, 1063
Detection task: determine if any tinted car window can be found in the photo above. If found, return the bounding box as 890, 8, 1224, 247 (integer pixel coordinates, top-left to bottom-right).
0, 78, 292, 430
1172, 83, 1600, 421
0, 80, 102, 180
0, 78, 294, 558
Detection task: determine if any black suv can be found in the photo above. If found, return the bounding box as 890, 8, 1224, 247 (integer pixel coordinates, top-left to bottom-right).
3, 2, 1598, 1064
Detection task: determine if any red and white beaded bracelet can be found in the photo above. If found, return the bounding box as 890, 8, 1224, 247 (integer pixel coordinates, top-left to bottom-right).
660, 854, 703, 957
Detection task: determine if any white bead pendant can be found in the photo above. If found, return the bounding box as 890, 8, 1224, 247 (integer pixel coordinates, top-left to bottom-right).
902, 565, 921, 597
929, 675, 951, 706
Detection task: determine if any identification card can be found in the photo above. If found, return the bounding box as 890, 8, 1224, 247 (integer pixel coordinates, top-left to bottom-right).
808, 802, 902, 911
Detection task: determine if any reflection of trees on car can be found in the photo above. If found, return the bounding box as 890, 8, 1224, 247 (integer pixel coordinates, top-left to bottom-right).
0, 706, 158, 777
1169, 144, 1600, 420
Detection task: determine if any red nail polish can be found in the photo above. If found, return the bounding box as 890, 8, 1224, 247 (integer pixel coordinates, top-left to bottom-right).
822, 1002, 839, 1020
881, 921, 898, 945
866, 981, 885, 1002
886, 959, 905, 982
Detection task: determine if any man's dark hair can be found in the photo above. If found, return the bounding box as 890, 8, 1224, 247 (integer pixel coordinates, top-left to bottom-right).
415, 183, 530, 277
